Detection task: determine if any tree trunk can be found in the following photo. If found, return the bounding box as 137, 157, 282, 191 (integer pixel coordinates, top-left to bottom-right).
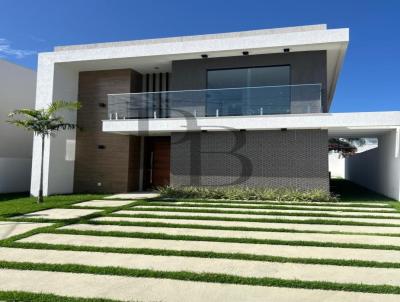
38, 134, 45, 204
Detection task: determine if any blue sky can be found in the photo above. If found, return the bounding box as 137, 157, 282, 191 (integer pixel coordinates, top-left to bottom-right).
0, 0, 399, 112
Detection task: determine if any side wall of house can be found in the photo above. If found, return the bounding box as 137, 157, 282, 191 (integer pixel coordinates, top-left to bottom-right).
345, 129, 400, 201
0, 60, 36, 193
73, 69, 142, 193
171, 129, 329, 191
170, 51, 328, 112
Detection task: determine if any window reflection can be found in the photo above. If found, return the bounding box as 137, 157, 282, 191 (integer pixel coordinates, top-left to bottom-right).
206, 66, 291, 116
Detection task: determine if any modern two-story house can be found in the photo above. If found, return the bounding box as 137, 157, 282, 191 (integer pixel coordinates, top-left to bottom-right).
30, 24, 400, 200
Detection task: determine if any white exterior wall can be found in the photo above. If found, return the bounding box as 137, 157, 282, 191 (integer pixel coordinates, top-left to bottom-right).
346, 129, 400, 201
30, 59, 79, 196
329, 152, 345, 178
329, 144, 378, 179
0, 60, 36, 193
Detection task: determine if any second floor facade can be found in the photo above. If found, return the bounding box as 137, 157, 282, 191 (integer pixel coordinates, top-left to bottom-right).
109, 50, 326, 121
36, 24, 349, 136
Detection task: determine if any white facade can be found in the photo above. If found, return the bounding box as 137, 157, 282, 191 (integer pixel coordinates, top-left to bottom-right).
29, 24, 400, 200
30, 24, 349, 196
329, 152, 345, 178
0, 59, 36, 193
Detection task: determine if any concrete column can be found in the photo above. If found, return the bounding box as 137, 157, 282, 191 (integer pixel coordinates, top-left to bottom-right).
31, 58, 79, 196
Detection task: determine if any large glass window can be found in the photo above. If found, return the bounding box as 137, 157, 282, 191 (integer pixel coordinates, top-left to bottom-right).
206, 66, 291, 116
207, 66, 290, 89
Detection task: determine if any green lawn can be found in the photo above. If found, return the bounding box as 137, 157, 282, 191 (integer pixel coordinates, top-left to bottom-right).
0, 179, 396, 219
0, 179, 399, 301
0, 193, 107, 218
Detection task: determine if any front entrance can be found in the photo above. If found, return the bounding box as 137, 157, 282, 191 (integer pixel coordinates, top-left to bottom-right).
143, 136, 171, 189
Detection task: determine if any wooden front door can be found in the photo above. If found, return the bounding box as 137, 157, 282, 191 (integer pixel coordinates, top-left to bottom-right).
144, 137, 171, 189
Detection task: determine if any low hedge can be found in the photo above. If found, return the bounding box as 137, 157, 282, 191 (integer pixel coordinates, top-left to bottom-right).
157, 186, 337, 202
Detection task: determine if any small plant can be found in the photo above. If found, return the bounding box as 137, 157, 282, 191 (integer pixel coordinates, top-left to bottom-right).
157, 186, 337, 202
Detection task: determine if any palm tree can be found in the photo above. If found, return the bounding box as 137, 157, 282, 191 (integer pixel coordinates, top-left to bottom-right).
7, 101, 81, 203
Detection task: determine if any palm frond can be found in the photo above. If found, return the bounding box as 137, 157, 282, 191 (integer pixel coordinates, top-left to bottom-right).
47, 101, 81, 116
48, 122, 77, 131
8, 99, 81, 137
8, 108, 42, 119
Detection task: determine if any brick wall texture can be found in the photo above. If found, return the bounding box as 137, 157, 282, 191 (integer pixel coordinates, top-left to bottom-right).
171, 129, 329, 192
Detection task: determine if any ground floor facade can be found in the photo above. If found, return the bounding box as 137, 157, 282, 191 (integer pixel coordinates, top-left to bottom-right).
73, 129, 329, 194
29, 69, 400, 200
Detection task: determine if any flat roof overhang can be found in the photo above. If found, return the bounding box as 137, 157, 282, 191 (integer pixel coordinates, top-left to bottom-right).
41, 24, 348, 110
102, 111, 400, 138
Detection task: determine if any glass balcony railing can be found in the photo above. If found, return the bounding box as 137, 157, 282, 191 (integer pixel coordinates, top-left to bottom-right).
107, 84, 322, 120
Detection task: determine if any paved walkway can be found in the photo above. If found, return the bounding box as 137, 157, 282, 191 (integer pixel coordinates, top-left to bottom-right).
115, 209, 400, 225
104, 192, 159, 199
17, 208, 101, 220
172, 201, 396, 212
61, 223, 400, 246
0, 247, 399, 286
2, 197, 400, 301
93, 216, 400, 234
134, 205, 400, 217
73, 199, 135, 208
0, 222, 52, 239
1, 269, 400, 302
19, 233, 400, 262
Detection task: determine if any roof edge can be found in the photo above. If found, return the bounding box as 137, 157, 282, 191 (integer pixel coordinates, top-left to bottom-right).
54, 24, 328, 52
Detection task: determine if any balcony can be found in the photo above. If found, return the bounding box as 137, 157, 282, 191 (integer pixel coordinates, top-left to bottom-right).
107, 84, 322, 121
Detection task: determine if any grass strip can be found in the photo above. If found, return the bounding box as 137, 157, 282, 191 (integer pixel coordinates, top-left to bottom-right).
123, 207, 400, 220
156, 198, 392, 208
5, 241, 400, 269
48, 228, 400, 251
1, 261, 400, 295
110, 213, 400, 227
6, 199, 145, 225
0, 194, 107, 219
86, 219, 400, 237
144, 202, 396, 214
0, 291, 121, 302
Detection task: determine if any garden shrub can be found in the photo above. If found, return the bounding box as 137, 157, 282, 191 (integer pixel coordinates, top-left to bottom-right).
157, 186, 337, 202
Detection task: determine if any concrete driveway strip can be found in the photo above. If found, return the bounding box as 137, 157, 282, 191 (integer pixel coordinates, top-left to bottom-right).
0, 222, 52, 239
17, 208, 101, 220
167, 200, 392, 208
74, 200, 135, 208
144, 203, 397, 212
133, 205, 400, 217
115, 210, 400, 225
1, 247, 400, 286
93, 216, 400, 234
1, 269, 400, 302
18, 233, 400, 263
61, 223, 400, 246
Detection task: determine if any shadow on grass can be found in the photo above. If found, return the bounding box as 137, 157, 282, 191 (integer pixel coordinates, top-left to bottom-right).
0, 192, 30, 202
331, 179, 393, 203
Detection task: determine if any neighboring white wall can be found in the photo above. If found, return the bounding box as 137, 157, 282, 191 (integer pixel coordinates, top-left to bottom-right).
329, 143, 378, 179
30, 58, 78, 196
0, 158, 31, 192
346, 129, 400, 201
329, 152, 345, 178
0, 59, 36, 193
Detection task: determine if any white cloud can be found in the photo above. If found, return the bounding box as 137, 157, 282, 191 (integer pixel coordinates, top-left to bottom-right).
0, 38, 36, 59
